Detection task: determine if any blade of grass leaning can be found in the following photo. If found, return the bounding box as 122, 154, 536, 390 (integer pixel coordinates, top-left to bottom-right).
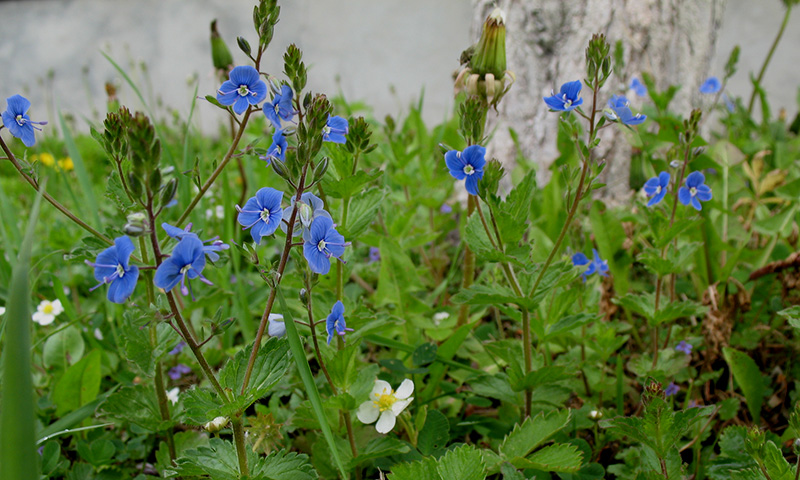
58, 109, 102, 227
0, 182, 44, 480
277, 286, 348, 479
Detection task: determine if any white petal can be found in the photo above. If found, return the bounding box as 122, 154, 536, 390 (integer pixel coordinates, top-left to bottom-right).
395, 379, 414, 399
370, 380, 392, 399
52, 299, 64, 315
357, 401, 379, 424
32, 312, 54, 326
375, 410, 396, 434
391, 397, 413, 416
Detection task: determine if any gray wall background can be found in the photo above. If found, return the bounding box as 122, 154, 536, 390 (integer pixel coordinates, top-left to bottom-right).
0, 0, 797, 138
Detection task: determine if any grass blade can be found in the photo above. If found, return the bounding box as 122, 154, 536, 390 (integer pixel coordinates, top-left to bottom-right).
277, 287, 348, 478
0, 182, 44, 480
58, 110, 102, 227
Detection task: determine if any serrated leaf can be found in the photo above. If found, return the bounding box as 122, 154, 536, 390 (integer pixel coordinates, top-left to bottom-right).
469, 373, 519, 405
613, 293, 655, 324
164, 438, 241, 479
513, 443, 582, 473
220, 337, 291, 412
499, 409, 571, 459
251, 449, 319, 480
344, 187, 385, 238
348, 436, 410, 469
437, 444, 486, 480
418, 409, 450, 456
763, 441, 795, 480
102, 385, 174, 432
388, 456, 440, 480
777, 306, 800, 330
451, 284, 527, 309
121, 319, 180, 377
654, 300, 706, 326
322, 169, 383, 198
464, 212, 520, 265
722, 348, 765, 422
544, 313, 597, 340
182, 387, 230, 425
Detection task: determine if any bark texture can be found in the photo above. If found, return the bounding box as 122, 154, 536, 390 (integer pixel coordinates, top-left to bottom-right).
472, 0, 727, 203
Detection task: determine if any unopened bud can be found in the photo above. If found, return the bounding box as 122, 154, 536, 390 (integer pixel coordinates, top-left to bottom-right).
589, 410, 603, 420
693, 147, 705, 158
298, 201, 313, 229
204, 416, 228, 433
210, 20, 234, 71
236, 36, 251, 56
268, 313, 286, 338
313, 157, 329, 183
470, 8, 506, 77
123, 224, 147, 237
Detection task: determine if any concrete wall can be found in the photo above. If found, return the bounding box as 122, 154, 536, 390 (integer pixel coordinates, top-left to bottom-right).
0, 0, 797, 138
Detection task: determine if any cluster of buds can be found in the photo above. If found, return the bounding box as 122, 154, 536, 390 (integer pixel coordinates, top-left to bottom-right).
454, 7, 515, 109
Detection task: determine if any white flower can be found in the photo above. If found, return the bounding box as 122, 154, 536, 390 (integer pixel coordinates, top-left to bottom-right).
0, 306, 5, 315
205, 205, 225, 220
166, 387, 180, 405
94, 328, 104, 341
432, 311, 450, 325
32, 299, 64, 326
268, 313, 285, 338
357, 379, 414, 434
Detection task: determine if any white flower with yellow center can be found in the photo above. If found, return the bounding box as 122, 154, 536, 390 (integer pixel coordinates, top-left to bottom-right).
356, 379, 414, 434
32, 299, 63, 326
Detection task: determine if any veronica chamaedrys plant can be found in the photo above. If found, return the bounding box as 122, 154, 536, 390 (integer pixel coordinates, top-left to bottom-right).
322, 115, 348, 143
1, 94, 47, 147
572, 249, 610, 282
261, 128, 287, 165
630, 77, 647, 97
543, 80, 584, 112
161, 223, 229, 262
264, 84, 295, 128
281, 191, 331, 240
699, 76, 722, 94
154, 235, 212, 296
444, 144, 486, 196
236, 187, 284, 244
303, 216, 348, 275
86, 236, 140, 303
676, 340, 693, 355
605, 94, 646, 126
325, 300, 353, 345
216, 65, 268, 115
643, 171, 670, 206
357, 379, 414, 434
678, 171, 713, 211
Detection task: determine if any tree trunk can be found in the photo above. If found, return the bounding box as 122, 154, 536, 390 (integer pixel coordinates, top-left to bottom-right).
472, 0, 727, 204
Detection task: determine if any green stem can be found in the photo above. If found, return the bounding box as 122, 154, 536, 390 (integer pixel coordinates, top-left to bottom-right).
747, 4, 792, 116
457, 196, 477, 326
231, 417, 249, 477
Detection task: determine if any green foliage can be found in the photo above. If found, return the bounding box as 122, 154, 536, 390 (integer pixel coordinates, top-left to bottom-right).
722, 348, 766, 421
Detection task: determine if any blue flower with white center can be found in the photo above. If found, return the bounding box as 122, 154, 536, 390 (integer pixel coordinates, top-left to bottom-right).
154, 235, 212, 296
326, 300, 353, 345
572, 249, 610, 282
445, 145, 486, 196
86, 236, 139, 304
236, 187, 284, 244
216, 65, 268, 115
322, 115, 348, 143
162, 222, 229, 262
675, 340, 693, 356
630, 77, 647, 97
281, 192, 331, 240
261, 129, 287, 166
264, 84, 295, 129
699, 77, 721, 94
664, 382, 680, 397
678, 171, 713, 211
2, 95, 47, 147
643, 171, 670, 207
543, 80, 584, 112
605, 95, 646, 126
303, 216, 349, 275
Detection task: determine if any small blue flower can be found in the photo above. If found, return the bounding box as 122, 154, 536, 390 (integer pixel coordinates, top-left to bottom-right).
261, 129, 287, 166
303, 216, 349, 275
630, 77, 647, 97
664, 382, 680, 397
2, 95, 46, 147
236, 187, 284, 244
445, 145, 486, 196
643, 171, 670, 207
168, 341, 186, 355
216, 66, 268, 115
572, 249, 610, 282
699, 77, 721, 94
605, 95, 646, 126
722, 92, 735, 112
281, 191, 331, 240
543, 80, 584, 112
678, 171, 712, 211
368, 246, 381, 263
154, 235, 212, 296
440, 203, 452, 214
675, 341, 693, 356
264, 84, 295, 128
168, 364, 192, 381
162, 223, 229, 262
86, 236, 139, 303
326, 300, 353, 345
322, 115, 348, 143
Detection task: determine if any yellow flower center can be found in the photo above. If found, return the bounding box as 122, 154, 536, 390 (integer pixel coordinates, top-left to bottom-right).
373, 391, 397, 412
42, 303, 54, 314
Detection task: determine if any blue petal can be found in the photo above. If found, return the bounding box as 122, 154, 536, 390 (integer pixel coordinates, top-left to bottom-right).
108, 266, 139, 303
264, 105, 282, 129
572, 252, 589, 266
647, 189, 667, 207
250, 221, 267, 244
564, 98, 583, 111
685, 171, 705, 188
171, 236, 205, 268
561, 80, 582, 100
162, 223, 188, 239
324, 229, 347, 258
465, 174, 480, 196
699, 77, 721, 94
658, 171, 671, 187
304, 242, 331, 275
229, 65, 260, 87
327, 115, 348, 132
249, 80, 268, 104
462, 145, 486, 170
114, 236, 136, 269
154, 259, 183, 291
690, 196, 702, 211
6, 94, 31, 115
232, 96, 250, 115
445, 150, 466, 177
696, 185, 713, 201
543, 95, 565, 111
256, 187, 283, 212
623, 113, 646, 126
678, 187, 692, 206
331, 300, 345, 317
324, 132, 347, 144
187, 245, 207, 279
309, 216, 333, 243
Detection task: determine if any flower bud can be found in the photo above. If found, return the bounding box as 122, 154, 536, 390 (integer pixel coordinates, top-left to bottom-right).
123, 224, 147, 237
470, 8, 506, 78
312, 156, 329, 183
297, 201, 313, 229
267, 313, 286, 338
204, 416, 229, 433
237, 36, 252, 56
299, 288, 308, 304
588, 410, 603, 420
160, 178, 178, 207
210, 20, 234, 71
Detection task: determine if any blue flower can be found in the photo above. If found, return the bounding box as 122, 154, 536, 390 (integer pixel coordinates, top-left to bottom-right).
699, 77, 721, 94
86, 236, 139, 303
2, 95, 46, 147
664, 382, 680, 397
162, 223, 229, 262
264, 84, 295, 128
368, 246, 381, 263
322, 115, 348, 143
261, 129, 287, 166
643, 172, 670, 207
168, 364, 192, 381
154, 235, 212, 296
630, 77, 647, 97
543, 80, 584, 112
236, 187, 284, 244
572, 249, 610, 282
326, 300, 353, 345
445, 145, 486, 196
216, 66, 268, 115
678, 171, 712, 211
675, 340, 693, 356
303, 216, 349, 275
168, 341, 186, 355
281, 192, 331, 240
605, 95, 646, 126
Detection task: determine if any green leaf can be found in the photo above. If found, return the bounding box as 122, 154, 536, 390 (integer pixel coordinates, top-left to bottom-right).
327, 343, 360, 393
322, 169, 383, 198
102, 385, 174, 432
464, 212, 521, 265
0, 185, 42, 480
348, 436, 410, 469
723, 348, 766, 422
451, 284, 527, 309
344, 187, 385, 238
613, 293, 655, 324
182, 387, 228, 425
77, 439, 115, 467
164, 438, 241, 479
220, 337, 291, 412
469, 373, 519, 405
375, 237, 422, 306
752, 205, 797, 237
437, 444, 487, 480
412, 343, 438, 367
513, 443, 582, 473
654, 300, 706, 326
43, 325, 85, 370
777, 306, 800, 330
418, 409, 450, 456
499, 409, 571, 459
121, 317, 179, 377
53, 349, 103, 416
251, 449, 319, 480
388, 457, 440, 480
37, 388, 117, 443
544, 313, 597, 340
763, 441, 795, 480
